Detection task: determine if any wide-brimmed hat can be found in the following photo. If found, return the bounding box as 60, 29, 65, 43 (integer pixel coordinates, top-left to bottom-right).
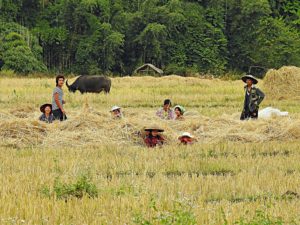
144, 125, 164, 132
174, 105, 186, 114
241, 74, 258, 84
40, 103, 52, 113
110, 105, 121, 112
178, 132, 193, 139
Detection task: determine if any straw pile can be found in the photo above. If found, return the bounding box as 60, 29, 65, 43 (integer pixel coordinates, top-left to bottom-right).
263, 66, 300, 100
0, 119, 47, 148
0, 106, 299, 149
10, 106, 36, 118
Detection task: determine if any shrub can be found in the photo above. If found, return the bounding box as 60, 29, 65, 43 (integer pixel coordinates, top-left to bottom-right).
234, 210, 284, 225
133, 199, 196, 225
41, 175, 98, 200
53, 175, 98, 200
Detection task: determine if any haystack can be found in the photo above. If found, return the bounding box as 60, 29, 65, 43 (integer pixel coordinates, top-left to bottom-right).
263, 66, 300, 100
1, 106, 300, 149
0, 119, 47, 148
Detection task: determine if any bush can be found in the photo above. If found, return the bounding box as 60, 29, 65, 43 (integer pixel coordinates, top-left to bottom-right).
164, 64, 187, 76
41, 175, 98, 200
0, 69, 17, 77
54, 175, 98, 200
133, 199, 196, 225
234, 210, 284, 225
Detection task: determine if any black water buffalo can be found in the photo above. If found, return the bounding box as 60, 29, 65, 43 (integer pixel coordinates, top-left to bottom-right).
66, 75, 111, 94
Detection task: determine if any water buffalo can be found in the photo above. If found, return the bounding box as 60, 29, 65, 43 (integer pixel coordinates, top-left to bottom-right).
66, 75, 111, 94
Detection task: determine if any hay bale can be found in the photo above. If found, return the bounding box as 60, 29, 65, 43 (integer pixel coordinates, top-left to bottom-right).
0, 119, 47, 148
263, 66, 300, 100
10, 106, 35, 118
1, 107, 300, 149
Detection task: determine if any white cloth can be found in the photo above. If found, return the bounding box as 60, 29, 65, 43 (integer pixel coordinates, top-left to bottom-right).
259, 107, 288, 119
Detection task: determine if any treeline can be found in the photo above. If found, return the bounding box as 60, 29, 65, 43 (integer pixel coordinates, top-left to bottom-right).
1, 0, 300, 75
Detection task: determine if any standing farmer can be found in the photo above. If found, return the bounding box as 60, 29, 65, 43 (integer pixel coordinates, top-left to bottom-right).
240, 75, 265, 120
52, 75, 67, 121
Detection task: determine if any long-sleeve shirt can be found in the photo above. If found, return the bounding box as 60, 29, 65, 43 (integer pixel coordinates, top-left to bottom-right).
39, 113, 55, 123
144, 135, 164, 148
243, 85, 265, 112
156, 108, 175, 120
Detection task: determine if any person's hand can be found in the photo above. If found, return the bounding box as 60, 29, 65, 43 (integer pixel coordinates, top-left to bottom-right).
61, 109, 66, 114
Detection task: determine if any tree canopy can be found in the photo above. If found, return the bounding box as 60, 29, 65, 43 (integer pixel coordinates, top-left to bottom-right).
0, 0, 300, 75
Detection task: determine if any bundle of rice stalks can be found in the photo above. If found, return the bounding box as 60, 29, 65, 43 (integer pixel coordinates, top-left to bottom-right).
263, 66, 300, 100
10, 106, 35, 118
2, 106, 300, 149
0, 111, 14, 119
0, 119, 47, 148
194, 116, 300, 143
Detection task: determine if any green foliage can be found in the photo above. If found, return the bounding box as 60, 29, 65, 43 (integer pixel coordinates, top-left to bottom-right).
234, 210, 284, 225
133, 199, 196, 225
0, 30, 47, 74
1, 0, 300, 75
0, 69, 17, 77
252, 18, 300, 68
75, 22, 124, 74
44, 175, 98, 200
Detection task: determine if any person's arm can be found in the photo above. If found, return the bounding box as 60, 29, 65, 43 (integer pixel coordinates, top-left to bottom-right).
156, 109, 162, 118
157, 136, 164, 146
54, 93, 65, 114
144, 137, 151, 147
256, 88, 265, 105
39, 114, 44, 121
170, 110, 175, 120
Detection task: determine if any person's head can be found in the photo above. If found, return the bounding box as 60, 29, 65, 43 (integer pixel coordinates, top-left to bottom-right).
180, 136, 193, 144
110, 106, 122, 117
40, 103, 52, 115
174, 105, 185, 117
178, 132, 194, 144
56, 75, 65, 87
113, 108, 121, 116
151, 130, 160, 136
246, 78, 253, 86
163, 99, 172, 111
44, 105, 51, 115
145, 127, 164, 136
242, 75, 258, 86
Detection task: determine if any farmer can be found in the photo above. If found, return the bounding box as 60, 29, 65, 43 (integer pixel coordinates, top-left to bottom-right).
174, 105, 185, 120
144, 126, 165, 148
110, 105, 123, 119
240, 74, 265, 120
178, 132, 195, 145
52, 75, 67, 121
39, 103, 55, 123
156, 99, 175, 120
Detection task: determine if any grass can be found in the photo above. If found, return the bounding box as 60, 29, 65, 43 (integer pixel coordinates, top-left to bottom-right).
0, 75, 300, 224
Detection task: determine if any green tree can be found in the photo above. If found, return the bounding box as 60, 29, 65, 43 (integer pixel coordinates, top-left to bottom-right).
252, 18, 300, 68
0, 32, 47, 73
75, 22, 124, 74
226, 0, 271, 71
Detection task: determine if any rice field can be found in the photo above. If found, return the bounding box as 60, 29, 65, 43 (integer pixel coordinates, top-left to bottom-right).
0, 73, 300, 224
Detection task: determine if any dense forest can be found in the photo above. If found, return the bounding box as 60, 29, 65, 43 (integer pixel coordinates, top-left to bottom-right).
1, 0, 300, 75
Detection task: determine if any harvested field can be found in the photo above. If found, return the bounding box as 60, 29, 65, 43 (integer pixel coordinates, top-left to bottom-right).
0, 69, 300, 224
0, 107, 299, 149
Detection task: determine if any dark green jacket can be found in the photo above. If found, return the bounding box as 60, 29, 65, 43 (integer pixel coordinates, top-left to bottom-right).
243, 85, 265, 112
